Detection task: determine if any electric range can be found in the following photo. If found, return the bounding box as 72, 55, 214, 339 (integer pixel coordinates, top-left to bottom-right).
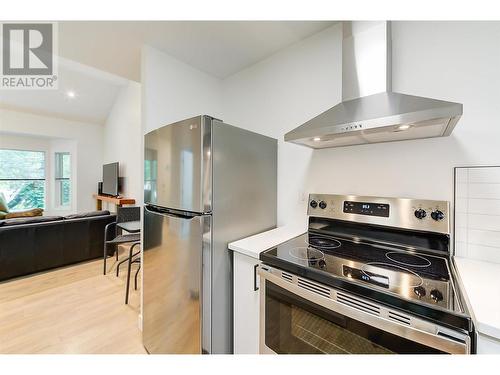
259, 194, 474, 354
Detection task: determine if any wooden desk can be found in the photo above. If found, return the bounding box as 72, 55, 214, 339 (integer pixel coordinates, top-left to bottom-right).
93, 194, 136, 211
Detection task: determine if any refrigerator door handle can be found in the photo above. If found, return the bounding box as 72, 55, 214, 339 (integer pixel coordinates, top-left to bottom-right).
144, 204, 205, 219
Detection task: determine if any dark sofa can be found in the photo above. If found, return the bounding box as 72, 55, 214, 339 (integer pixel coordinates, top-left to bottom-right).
0, 211, 116, 282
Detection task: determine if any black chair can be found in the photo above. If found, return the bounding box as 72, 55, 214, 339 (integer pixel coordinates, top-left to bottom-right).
103, 206, 140, 275
124, 243, 141, 304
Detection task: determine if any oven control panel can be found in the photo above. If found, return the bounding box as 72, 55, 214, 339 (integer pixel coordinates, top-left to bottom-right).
307, 194, 450, 235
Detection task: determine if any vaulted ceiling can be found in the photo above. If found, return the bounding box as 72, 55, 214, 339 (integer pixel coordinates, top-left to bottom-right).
58, 21, 335, 81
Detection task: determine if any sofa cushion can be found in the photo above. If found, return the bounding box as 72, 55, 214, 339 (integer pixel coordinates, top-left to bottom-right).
0, 215, 64, 227
64, 210, 110, 219
5, 208, 44, 219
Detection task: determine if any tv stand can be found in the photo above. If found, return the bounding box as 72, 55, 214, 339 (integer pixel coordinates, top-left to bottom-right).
93, 194, 136, 211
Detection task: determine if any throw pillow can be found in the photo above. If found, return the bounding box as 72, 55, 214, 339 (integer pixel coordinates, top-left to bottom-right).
5, 208, 44, 219
0, 193, 9, 213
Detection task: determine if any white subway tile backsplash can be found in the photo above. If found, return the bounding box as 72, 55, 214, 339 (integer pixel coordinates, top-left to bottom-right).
468, 198, 500, 215
468, 183, 500, 199
455, 168, 468, 183
468, 214, 500, 232
468, 168, 500, 184
455, 198, 468, 213
466, 243, 500, 264
455, 228, 467, 243
468, 229, 500, 248
454, 167, 500, 264
455, 183, 468, 198
455, 212, 468, 229
454, 241, 468, 257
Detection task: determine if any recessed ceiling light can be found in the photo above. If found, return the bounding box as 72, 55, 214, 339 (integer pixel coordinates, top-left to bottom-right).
397, 124, 411, 131
313, 137, 321, 142
66, 91, 76, 99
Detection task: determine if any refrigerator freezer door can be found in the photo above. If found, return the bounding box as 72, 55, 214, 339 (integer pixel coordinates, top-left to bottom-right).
143, 205, 212, 354
144, 116, 212, 213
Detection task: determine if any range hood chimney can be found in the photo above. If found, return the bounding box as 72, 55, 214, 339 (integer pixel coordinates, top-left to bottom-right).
284, 21, 462, 149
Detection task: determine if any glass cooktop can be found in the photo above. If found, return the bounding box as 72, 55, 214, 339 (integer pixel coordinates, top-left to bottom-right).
261, 233, 464, 315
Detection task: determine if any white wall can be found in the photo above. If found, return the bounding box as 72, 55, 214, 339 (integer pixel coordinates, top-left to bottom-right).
0, 108, 103, 213
222, 24, 342, 226
104, 81, 142, 205
142, 45, 223, 134
221, 21, 500, 230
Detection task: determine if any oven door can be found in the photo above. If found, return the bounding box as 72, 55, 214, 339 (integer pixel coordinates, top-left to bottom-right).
259, 266, 470, 354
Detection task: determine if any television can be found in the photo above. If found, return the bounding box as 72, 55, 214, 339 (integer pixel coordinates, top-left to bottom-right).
102, 162, 119, 196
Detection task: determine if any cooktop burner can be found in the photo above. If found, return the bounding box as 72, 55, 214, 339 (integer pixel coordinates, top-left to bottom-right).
385, 251, 432, 267
307, 236, 341, 250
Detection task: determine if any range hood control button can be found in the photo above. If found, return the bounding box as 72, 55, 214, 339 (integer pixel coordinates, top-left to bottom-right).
310, 200, 318, 209
319, 201, 327, 209
431, 210, 445, 221
414, 209, 427, 220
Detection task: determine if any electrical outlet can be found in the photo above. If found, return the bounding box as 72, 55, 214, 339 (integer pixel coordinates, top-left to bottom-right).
298, 190, 307, 203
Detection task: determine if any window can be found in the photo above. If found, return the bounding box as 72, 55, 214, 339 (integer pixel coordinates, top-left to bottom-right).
144, 148, 158, 203
55, 152, 71, 207
0, 149, 45, 211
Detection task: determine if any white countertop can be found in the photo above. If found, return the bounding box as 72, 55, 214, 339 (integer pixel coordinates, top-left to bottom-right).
454, 256, 500, 340
228, 226, 306, 259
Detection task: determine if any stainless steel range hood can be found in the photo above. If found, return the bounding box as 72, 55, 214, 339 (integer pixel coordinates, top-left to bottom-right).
285, 21, 462, 149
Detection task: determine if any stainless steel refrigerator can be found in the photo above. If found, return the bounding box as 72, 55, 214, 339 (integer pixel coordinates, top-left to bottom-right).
143, 115, 277, 354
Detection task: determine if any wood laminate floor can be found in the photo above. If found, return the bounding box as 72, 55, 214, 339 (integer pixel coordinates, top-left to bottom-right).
0, 246, 147, 354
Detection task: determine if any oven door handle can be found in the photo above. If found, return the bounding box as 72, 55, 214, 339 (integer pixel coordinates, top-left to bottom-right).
259, 266, 470, 354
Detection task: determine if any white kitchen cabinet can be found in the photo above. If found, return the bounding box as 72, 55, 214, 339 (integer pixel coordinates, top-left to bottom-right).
233, 251, 260, 354
477, 333, 500, 353
229, 227, 305, 354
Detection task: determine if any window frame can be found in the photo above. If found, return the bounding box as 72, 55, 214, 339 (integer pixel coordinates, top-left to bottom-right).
54, 151, 71, 209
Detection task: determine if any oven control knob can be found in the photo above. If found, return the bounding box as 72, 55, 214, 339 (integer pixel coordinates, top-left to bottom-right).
414, 209, 427, 220
310, 200, 318, 208
430, 289, 443, 303
319, 201, 327, 209
413, 286, 426, 298
431, 210, 445, 221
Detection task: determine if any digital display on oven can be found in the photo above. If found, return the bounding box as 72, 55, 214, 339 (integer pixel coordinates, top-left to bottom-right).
343, 201, 390, 217
342, 265, 389, 288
